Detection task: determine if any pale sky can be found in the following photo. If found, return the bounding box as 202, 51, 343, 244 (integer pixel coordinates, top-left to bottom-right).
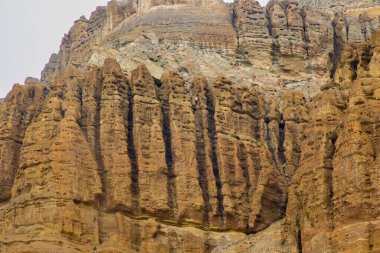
0, 0, 269, 98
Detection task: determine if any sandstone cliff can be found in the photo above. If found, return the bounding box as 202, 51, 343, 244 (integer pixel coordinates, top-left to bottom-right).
215, 29, 380, 253
41, 0, 380, 100
299, 0, 380, 12
1, 0, 380, 252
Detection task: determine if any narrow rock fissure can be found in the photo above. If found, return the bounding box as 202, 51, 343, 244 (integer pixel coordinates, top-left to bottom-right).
78, 84, 83, 107
78, 84, 89, 141
126, 83, 140, 213
192, 95, 211, 226
360, 46, 373, 71
130, 222, 142, 252
238, 143, 251, 198
278, 118, 286, 167
345, 20, 349, 43
297, 218, 303, 253
94, 78, 107, 205
253, 122, 262, 190
265, 118, 279, 174
301, 8, 310, 57
330, 17, 344, 78
266, 9, 280, 66
368, 222, 375, 251
205, 86, 225, 224
252, 149, 262, 191
158, 85, 178, 218
266, 8, 273, 37
328, 133, 337, 229
237, 143, 253, 232
280, 2, 290, 29
351, 58, 359, 80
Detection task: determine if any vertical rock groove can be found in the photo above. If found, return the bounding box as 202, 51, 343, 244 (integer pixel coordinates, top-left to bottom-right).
327, 133, 337, 227
297, 218, 303, 253
266, 8, 279, 66
130, 221, 142, 252
252, 122, 262, 190
265, 118, 279, 171
205, 86, 225, 224
280, 1, 290, 29
266, 8, 273, 37
78, 84, 88, 140
127, 83, 140, 213
344, 19, 350, 43
301, 8, 310, 57
279, 118, 286, 166
94, 76, 106, 204
158, 85, 178, 218
237, 143, 251, 198
237, 143, 252, 232
330, 16, 344, 78
192, 94, 211, 226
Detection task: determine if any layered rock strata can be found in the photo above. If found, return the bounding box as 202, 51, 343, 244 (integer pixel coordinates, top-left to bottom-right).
299, 0, 380, 12
0, 58, 305, 252
0, 81, 46, 202
216, 29, 380, 253
1, 0, 380, 252
41, 0, 380, 101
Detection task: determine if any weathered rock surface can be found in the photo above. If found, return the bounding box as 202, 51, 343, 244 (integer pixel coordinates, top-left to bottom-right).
219, 30, 380, 253
2, 0, 380, 252
39, 0, 380, 103
0, 59, 301, 252
0, 81, 46, 202
299, 0, 380, 13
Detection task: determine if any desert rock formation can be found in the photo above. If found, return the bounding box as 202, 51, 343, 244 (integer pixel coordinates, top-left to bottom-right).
1, 0, 380, 252
215, 28, 380, 253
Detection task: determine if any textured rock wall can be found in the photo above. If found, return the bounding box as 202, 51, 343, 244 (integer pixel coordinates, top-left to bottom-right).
0, 81, 46, 202
217, 30, 380, 253
3, 0, 380, 252
1, 58, 309, 252
40, 0, 380, 104
232, 0, 380, 76
298, 0, 380, 12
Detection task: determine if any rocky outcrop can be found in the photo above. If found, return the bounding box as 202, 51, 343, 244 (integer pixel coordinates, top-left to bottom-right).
41, 0, 237, 84
40, 0, 380, 102
218, 30, 380, 253
1, 59, 309, 252
3, 0, 380, 252
0, 80, 46, 202
298, 0, 380, 12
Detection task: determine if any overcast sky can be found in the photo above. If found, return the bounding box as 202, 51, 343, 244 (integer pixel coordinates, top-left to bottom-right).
0, 0, 269, 98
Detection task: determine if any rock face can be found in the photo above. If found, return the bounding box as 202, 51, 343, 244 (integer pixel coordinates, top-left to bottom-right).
41, 0, 380, 99
299, 0, 380, 12
0, 81, 46, 202
216, 30, 380, 253
0, 58, 298, 252
2, 0, 380, 252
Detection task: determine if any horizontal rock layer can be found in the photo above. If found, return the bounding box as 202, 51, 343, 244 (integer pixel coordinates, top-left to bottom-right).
41, 0, 380, 102
0, 58, 307, 252
217, 30, 380, 253
298, 0, 380, 12
2, 0, 380, 252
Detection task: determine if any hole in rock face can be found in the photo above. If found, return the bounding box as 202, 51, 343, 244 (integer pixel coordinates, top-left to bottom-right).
154, 78, 162, 88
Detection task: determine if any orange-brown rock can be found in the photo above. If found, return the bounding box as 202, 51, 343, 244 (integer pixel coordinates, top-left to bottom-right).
0, 81, 46, 202
3, 0, 380, 252
0, 60, 299, 252
219, 30, 380, 253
